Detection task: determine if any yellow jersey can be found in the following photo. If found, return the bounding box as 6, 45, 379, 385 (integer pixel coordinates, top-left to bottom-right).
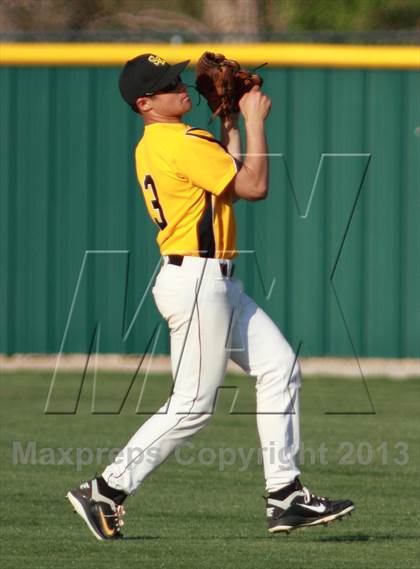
135, 122, 238, 259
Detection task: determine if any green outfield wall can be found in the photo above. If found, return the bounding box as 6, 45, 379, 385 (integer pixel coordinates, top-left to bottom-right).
1, 45, 419, 357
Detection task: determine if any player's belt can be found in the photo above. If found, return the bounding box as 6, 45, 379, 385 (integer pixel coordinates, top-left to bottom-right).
167, 255, 235, 278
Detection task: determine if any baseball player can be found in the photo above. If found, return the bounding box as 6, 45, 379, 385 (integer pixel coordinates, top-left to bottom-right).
67, 53, 354, 540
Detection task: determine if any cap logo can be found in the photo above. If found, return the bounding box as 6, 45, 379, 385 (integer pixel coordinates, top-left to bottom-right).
148, 55, 167, 66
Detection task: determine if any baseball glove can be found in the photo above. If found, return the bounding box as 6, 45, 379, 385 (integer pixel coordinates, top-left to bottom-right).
195, 51, 263, 120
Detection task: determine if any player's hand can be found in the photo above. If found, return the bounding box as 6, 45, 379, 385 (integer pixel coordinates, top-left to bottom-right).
239, 86, 271, 123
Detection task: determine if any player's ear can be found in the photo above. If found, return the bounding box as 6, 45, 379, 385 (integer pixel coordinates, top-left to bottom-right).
136, 96, 152, 113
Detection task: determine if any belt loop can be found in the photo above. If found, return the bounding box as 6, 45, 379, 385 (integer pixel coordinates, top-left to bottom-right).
219, 260, 234, 278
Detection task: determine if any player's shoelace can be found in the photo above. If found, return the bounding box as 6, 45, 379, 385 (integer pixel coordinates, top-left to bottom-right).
302, 486, 328, 504
104, 505, 126, 530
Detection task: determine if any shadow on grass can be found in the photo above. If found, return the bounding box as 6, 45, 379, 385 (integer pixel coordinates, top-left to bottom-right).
317, 533, 419, 543
121, 536, 160, 541
169, 532, 420, 542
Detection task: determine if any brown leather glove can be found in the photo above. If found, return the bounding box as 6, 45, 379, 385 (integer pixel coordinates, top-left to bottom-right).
195, 51, 263, 120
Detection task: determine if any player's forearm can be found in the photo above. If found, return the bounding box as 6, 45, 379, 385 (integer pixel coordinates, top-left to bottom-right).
244, 119, 268, 191
233, 118, 268, 200
220, 116, 242, 158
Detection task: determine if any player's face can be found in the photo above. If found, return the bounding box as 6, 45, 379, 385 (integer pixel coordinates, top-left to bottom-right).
140, 77, 192, 120
152, 78, 192, 117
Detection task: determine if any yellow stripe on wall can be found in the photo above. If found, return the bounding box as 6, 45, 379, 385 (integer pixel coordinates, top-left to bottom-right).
1, 42, 419, 69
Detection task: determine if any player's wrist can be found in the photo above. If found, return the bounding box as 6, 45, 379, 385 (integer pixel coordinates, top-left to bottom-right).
221, 113, 239, 130
244, 116, 265, 131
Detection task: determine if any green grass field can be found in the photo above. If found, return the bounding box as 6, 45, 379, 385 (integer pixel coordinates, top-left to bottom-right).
1, 371, 419, 569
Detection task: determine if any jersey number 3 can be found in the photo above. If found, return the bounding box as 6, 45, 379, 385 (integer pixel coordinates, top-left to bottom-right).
144, 175, 168, 230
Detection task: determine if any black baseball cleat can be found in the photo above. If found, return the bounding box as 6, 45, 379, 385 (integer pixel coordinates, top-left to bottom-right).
66, 479, 126, 541
266, 478, 354, 534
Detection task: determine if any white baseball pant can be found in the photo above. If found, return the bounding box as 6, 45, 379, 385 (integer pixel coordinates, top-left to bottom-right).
102, 256, 301, 494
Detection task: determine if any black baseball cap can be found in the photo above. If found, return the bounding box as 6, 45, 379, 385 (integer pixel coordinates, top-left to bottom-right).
119, 53, 190, 106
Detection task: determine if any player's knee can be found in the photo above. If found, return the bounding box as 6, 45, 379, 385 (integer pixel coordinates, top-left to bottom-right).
174, 405, 213, 431
168, 391, 217, 418
257, 348, 300, 389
